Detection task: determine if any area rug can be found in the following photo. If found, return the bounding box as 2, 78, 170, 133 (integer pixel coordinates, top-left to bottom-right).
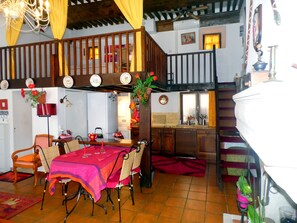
0, 192, 41, 219
0, 172, 33, 183
152, 155, 206, 177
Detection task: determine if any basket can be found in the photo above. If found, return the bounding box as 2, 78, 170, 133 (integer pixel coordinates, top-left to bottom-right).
95, 127, 103, 138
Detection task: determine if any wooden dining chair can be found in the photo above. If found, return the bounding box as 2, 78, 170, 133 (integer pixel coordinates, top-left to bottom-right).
129, 140, 147, 205
38, 145, 71, 210
64, 139, 81, 153
11, 134, 53, 186
105, 149, 136, 222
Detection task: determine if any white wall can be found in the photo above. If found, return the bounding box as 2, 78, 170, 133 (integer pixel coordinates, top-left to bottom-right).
151, 92, 180, 113
244, 0, 297, 219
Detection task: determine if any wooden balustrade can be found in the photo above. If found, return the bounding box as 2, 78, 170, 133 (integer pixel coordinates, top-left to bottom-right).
0, 27, 216, 91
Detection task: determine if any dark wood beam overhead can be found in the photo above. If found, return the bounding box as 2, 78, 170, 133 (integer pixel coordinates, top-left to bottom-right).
66, 0, 244, 30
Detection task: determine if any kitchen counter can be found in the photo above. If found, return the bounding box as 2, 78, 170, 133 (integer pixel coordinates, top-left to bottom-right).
150, 124, 214, 129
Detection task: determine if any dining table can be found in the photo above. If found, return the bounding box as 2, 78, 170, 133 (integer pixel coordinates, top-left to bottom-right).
48, 144, 130, 221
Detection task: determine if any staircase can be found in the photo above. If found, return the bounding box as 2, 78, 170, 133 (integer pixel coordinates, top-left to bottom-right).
216, 83, 259, 189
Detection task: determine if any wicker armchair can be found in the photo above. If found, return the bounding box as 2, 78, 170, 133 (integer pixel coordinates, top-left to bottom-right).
11, 134, 53, 186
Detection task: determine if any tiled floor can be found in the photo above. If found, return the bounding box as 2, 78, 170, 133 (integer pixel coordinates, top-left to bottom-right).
0, 163, 241, 222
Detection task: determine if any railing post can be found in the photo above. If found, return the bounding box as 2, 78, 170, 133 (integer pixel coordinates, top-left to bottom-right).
50, 41, 59, 86
141, 26, 146, 72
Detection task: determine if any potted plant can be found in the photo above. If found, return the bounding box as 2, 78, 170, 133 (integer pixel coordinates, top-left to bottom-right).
236, 175, 253, 209
131, 71, 158, 105
21, 84, 46, 108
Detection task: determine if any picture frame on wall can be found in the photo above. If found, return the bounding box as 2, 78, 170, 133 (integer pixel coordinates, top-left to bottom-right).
181, 32, 196, 45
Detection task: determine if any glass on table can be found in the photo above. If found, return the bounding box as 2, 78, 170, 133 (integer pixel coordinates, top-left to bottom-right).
100, 141, 106, 154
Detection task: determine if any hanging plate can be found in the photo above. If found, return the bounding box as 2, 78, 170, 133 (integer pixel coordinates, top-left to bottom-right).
120, 72, 132, 85
0, 80, 9, 90
90, 74, 102, 87
63, 76, 74, 88
25, 78, 34, 87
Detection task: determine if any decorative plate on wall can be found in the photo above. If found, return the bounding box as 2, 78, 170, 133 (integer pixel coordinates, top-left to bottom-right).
25, 78, 34, 87
90, 74, 102, 87
120, 72, 132, 85
159, 95, 168, 105
63, 76, 74, 88
0, 80, 9, 90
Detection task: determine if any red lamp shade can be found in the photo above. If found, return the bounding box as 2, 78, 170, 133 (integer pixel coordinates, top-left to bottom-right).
37, 103, 57, 117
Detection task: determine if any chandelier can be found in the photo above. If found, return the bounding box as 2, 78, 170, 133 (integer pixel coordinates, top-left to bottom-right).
0, 0, 50, 32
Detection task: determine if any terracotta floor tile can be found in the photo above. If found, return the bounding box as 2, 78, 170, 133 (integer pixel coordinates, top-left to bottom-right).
207, 193, 226, 203
176, 175, 193, 184
181, 209, 205, 223
150, 194, 168, 203
188, 191, 207, 201
133, 213, 158, 223
205, 213, 224, 223
190, 184, 207, 193
191, 177, 207, 186
156, 216, 182, 223
169, 189, 189, 198
160, 206, 183, 220
205, 201, 227, 214
141, 201, 164, 215
207, 185, 225, 194
173, 183, 191, 191
185, 199, 206, 211
165, 197, 186, 208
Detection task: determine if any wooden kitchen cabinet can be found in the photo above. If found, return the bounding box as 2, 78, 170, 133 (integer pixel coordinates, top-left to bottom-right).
151, 128, 175, 155
175, 128, 197, 157
161, 128, 175, 154
151, 128, 162, 154
197, 128, 216, 162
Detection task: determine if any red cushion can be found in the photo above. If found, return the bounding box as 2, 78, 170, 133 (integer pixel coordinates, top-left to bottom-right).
106, 171, 130, 188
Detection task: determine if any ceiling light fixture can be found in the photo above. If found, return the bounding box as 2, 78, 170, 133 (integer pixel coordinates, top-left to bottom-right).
0, 0, 50, 33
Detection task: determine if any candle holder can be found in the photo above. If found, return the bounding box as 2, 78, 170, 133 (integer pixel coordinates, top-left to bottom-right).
268, 45, 277, 80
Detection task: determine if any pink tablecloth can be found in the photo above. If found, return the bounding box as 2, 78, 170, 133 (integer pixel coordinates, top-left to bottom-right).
49, 145, 129, 202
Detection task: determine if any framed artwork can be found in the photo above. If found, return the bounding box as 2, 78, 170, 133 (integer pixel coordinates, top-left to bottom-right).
181, 32, 196, 45
253, 4, 262, 52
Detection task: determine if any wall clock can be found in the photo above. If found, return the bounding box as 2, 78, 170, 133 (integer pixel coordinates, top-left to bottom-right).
159, 95, 168, 105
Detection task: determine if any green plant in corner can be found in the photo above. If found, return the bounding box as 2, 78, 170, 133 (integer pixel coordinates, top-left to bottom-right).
132, 71, 158, 105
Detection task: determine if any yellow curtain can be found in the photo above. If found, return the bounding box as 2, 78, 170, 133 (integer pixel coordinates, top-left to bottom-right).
6, 18, 23, 79
208, 91, 216, 127
114, 0, 143, 71
49, 0, 69, 76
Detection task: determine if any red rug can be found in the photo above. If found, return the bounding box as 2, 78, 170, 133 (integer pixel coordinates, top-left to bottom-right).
0, 172, 33, 183
152, 155, 206, 177
0, 192, 41, 219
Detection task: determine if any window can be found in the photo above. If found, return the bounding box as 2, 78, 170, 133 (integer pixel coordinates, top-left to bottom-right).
180, 91, 209, 125
88, 46, 99, 60
203, 33, 221, 50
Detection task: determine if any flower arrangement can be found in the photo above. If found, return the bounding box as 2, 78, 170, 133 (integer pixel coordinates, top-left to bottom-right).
21, 84, 46, 108
131, 71, 158, 105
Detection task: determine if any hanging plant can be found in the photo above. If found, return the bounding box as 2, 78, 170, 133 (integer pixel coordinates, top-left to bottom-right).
21, 84, 46, 108
131, 71, 158, 105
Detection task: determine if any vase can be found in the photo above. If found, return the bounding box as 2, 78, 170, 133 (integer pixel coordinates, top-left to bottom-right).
38, 92, 46, 104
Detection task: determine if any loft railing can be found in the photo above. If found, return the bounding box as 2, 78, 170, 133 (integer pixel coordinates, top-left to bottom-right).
167, 49, 216, 90
0, 27, 167, 89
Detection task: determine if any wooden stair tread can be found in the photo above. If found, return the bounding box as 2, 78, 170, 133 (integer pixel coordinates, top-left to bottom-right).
220, 148, 249, 155
221, 160, 257, 169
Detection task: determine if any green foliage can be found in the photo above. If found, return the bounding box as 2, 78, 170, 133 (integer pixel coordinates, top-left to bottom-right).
236, 175, 253, 202
247, 204, 261, 223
